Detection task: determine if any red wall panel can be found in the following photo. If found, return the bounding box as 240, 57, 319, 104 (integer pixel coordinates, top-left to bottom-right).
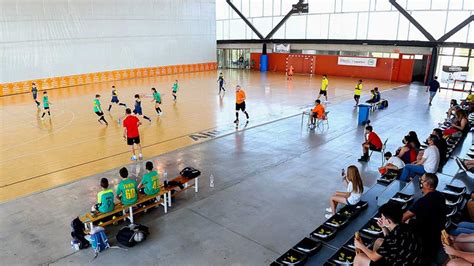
250, 53, 414, 82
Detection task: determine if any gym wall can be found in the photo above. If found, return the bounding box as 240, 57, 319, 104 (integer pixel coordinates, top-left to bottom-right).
0, 0, 216, 95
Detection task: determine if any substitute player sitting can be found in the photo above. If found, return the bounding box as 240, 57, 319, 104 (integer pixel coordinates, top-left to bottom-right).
310, 99, 325, 129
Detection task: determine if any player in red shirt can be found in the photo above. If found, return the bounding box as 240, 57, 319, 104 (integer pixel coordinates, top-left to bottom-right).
358, 125, 383, 162
123, 108, 143, 161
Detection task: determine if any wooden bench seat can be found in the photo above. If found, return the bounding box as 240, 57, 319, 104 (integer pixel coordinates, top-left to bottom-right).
79, 174, 199, 230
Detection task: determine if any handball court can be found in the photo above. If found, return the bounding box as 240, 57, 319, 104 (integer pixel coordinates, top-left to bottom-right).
1, 80, 469, 265
0, 70, 404, 202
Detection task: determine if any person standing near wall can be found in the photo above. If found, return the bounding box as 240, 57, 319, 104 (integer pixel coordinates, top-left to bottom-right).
354, 80, 363, 107
31, 83, 40, 108
287, 65, 294, 80
427, 76, 441, 106
317, 75, 329, 102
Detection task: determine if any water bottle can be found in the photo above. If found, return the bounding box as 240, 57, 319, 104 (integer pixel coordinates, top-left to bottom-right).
163, 170, 168, 186
210, 174, 215, 188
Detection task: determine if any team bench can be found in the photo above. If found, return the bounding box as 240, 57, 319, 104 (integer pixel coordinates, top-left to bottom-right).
80, 174, 199, 231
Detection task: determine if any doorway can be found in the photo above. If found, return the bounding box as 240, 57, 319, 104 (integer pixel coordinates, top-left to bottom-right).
217, 49, 250, 69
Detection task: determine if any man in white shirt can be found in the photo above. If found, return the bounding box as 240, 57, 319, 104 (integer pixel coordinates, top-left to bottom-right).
399, 135, 440, 182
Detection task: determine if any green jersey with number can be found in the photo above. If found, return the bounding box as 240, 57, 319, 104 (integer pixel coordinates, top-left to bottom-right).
117, 179, 138, 205
142, 171, 160, 195
97, 189, 114, 213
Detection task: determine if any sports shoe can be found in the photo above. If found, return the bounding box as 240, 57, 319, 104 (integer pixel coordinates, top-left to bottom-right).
325, 207, 332, 213
324, 214, 332, 219
358, 156, 368, 162
138, 154, 143, 160
234, 119, 239, 124
131, 155, 137, 161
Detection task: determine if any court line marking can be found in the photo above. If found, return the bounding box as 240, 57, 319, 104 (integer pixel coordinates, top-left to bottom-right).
0, 109, 75, 153
0, 83, 409, 188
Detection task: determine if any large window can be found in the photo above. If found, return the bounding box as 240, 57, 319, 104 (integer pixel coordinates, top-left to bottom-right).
216, 0, 474, 42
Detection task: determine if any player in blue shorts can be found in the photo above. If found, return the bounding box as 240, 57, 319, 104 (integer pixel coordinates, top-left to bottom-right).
108, 85, 127, 111
133, 94, 151, 122
31, 82, 40, 107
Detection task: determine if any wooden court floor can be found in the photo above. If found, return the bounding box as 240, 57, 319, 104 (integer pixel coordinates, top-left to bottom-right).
0, 70, 404, 202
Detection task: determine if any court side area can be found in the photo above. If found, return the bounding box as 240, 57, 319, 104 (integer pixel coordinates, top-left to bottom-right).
1, 82, 467, 265
0, 70, 403, 202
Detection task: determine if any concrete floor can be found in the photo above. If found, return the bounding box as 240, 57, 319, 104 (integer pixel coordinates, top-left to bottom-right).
0, 83, 467, 265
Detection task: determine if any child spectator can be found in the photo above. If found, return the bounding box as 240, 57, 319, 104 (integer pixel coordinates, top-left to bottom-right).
92, 178, 115, 214
379, 152, 405, 175
325, 165, 364, 218
116, 167, 138, 206
358, 126, 383, 162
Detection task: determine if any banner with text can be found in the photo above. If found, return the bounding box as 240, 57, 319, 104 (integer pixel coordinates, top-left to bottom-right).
338, 57, 377, 67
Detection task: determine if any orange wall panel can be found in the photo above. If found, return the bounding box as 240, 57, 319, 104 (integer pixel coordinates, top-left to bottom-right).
0, 62, 218, 97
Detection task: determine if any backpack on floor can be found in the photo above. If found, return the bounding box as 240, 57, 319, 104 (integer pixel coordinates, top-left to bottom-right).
70, 217, 90, 250
116, 224, 149, 247
180, 167, 201, 179
381, 99, 388, 108
90, 226, 110, 254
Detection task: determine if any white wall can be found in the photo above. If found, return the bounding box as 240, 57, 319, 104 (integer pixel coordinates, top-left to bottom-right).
0, 0, 216, 83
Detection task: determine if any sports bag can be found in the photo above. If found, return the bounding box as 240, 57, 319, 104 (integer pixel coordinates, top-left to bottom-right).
70, 217, 90, 250
116, 224, 149, 247
180, 167, 201, 179
90, 226, 110, 254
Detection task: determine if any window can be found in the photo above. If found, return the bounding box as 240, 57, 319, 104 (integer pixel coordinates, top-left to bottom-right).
407, 0, 430, 10
229, 19, 247, 39
272, 16, 286, 38
449, 0, 463, 10
444, 11, 471, 42
455, 48, 470, 57
397, 14, 410, 40
357, 12, 368, 39
342, 0, 370, 12
410, 11, 447, 40
241, 0, 249, 17
376, 0, 392, 11
231, 0, 241, 18
453, 56, 469, 66
285, 15, 307, 39
307, 0, 336, 14
216, 0, 229, 20
216, 20, 223, 40
368, 12, 398, 40
253, 17, 273, 37
329, 13, 357, 39
250, 0, 263, 17
440, 47, 454, 55
306, 14, 330, 39
264, 0, 273, 16
431, 0, 449, 10
273, 0, 281, 16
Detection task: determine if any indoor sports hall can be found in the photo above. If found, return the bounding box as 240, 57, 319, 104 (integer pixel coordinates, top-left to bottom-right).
2, 0, 474, 265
